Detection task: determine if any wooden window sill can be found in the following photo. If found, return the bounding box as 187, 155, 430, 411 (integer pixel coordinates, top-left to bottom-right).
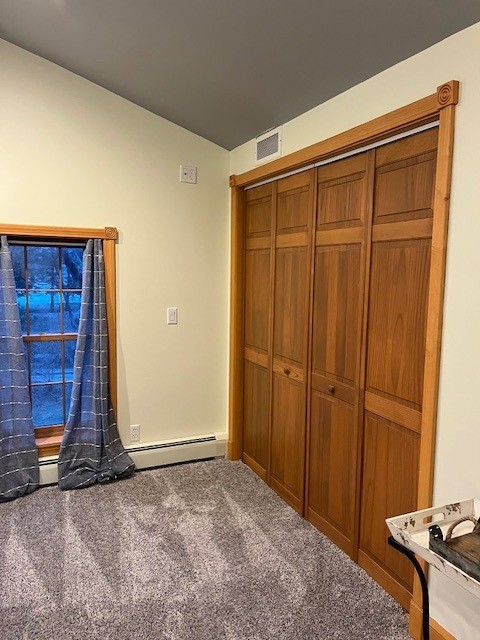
36, 435, 62, 458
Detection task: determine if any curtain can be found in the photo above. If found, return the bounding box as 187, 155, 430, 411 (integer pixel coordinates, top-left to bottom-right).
0, 236, 39, 502
58, 239, 134, 489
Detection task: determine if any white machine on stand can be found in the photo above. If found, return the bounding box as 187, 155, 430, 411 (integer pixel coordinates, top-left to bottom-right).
386, 499, 480, 640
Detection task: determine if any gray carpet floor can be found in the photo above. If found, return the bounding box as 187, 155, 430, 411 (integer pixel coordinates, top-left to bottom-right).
0, 459, 411, 640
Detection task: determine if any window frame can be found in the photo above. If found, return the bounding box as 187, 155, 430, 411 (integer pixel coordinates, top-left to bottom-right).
1, 224, 118, 457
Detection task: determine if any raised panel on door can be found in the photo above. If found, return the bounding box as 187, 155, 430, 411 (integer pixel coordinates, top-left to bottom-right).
317, 153, 368, 230
245, 183, 272, 237
360, 412, 420, 592
273, 246, 309, 365
307, 390, 355, 554
312, 245, 361, 385
244, 250, 270, 353
374, 128, 437, 225
270, 372, 306, 513
277, 172, 310, 234
307, 152, 371, 554
366, 239, 431, 410
243, 361, 269, 476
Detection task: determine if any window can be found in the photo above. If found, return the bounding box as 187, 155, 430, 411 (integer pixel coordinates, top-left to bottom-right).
1, 224, 118, 457
11, 243, 85, 444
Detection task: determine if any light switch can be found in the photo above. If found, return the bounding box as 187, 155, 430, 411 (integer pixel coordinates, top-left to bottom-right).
167, 307, 178, 325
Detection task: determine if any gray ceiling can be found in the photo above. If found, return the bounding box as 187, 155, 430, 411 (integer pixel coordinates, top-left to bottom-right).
1, 1, 480, 150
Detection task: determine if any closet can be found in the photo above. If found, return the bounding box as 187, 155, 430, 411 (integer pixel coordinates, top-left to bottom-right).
240, 125, 439, 609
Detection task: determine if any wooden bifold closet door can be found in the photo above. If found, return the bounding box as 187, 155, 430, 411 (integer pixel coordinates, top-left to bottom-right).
358, 128, 437, 609
241, 126, 439, 609
306, 152, 373, 557
242, 171, 314, 513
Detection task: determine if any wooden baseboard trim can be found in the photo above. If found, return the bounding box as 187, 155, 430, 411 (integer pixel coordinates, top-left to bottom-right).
409, 601, 457, 640
269, 476, 303, 514
242, 452, 267, 482
307, 508, 353, 557
358, 549, 412, 611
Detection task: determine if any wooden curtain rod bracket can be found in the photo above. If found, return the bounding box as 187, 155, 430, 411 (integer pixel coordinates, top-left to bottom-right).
437, 81, 459, 108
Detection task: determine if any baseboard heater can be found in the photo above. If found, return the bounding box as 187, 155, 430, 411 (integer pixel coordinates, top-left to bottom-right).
38, 433, 227, 486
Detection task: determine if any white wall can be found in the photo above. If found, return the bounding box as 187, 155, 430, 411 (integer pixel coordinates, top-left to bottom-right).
231, 22, 480, 640
0, 39, 230, 447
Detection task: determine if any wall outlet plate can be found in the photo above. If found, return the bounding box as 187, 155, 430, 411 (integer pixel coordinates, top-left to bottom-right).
180, 165, 197, 184
130, 424, 140, 443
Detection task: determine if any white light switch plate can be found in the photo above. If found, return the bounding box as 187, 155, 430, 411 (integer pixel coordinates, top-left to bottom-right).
167, 307, 178, 325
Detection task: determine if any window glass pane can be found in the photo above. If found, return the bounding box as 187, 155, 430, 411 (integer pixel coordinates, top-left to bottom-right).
11, 246, 26, 288
31, 383, 63, 427
31, 341, 62, 383
23, 342, 29, 380
63, 292, 81, 333
64, 340, 77, 382
28, 291, 61, 334
27, 246, 60, 290
62, 247, 84, 289
17, 292, 27, 334
64, 382, 73, 421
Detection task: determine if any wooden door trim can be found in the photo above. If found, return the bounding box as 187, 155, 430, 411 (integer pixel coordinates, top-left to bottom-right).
230, 82, 458, 188
227, 186, 245, 459
409, 103, 457, 629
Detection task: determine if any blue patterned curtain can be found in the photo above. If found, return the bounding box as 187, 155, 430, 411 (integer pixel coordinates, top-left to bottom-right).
0, 236, 39, 502
58, 239, 134, 489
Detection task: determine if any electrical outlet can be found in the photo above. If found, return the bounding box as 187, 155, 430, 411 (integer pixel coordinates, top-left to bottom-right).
130, 424, 140, 443
179, 165, 197, 184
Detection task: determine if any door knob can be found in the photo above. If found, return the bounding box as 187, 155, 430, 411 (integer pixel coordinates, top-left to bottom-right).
284, 368, 291, 376
328, 384, 335, 394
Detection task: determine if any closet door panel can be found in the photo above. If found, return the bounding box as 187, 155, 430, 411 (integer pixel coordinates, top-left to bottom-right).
270, 372, 305, 512
360, 412, 420, 590
312, 245, 361, 384
307, 152, 371, 556
317, 154, 367, 229
243, 184, 273, 478
308, 391, 355, 542
374, 128, 437, 224
358, 129, 437, 604
246, 184, 272, 236
273, 246, 308, 365
270, 169, 313, 513
243, 361, 269, 474
367, 239, 431, 410
277, 173, 310, 233
244, 250, 270, 353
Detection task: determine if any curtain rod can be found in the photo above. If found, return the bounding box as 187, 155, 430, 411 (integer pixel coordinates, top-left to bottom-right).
7, 239, 87, 248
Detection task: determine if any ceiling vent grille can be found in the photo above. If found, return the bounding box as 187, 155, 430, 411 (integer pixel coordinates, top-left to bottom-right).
255, 126, 282, 164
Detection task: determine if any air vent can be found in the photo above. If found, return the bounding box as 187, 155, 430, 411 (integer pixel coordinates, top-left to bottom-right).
255, 126, 282, 164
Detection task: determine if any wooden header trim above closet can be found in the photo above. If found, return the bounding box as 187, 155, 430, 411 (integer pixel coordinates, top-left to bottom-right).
230, 81, 459, 188
0, 223, 118, 240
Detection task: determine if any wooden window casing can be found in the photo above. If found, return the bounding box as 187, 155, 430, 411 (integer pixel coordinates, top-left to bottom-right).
0, 224, 118, 457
